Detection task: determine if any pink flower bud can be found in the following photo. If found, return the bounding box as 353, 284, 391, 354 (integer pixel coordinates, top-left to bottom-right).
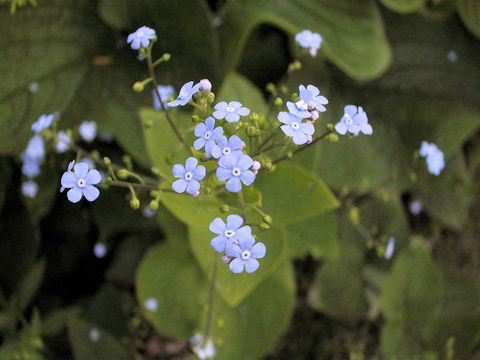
199, 79, 212, 92
252, 161, 261, 171
241, 142, 247, 149
311, 111, 319, 121
309, 48, 317, 57
221, 255, 231, 264
193, 190, 200, 197
307, 135, 313, 143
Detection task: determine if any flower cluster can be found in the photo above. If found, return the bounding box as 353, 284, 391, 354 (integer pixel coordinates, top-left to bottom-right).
419, 141, 445, 176
335, 105, 373, 136
295, 30, 322, 57
127, 26, 156, 50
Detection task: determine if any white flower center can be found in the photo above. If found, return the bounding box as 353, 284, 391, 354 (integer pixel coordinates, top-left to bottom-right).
295, 100, 308, 110
185, 172, 193, 180
291, 122, 300, 130
222, 147, 231, 155
241, 250, 251, 260
137, 31, 144, 37
224, 230, 235, 237
344, 113, 353, 126
232, 167, 241, 176
205, 131, 211, 139
226, 106, 235, 112
77, 178, 86, 188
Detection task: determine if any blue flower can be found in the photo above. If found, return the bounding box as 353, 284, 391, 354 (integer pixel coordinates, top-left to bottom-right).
21, 156, 41, 178
193, 117, 223, 158
278, 111, 315, 145
409, 200, 423, 215
298, 85, 328, 112
153, 85, 174, 110
226, 236, 266, 273
93, 243, 108, 259
213, 101, 250, 123
216, 153, 255, 192
286, 101, 311, 119
59, 160, 75, 193
214, 135, 244, 159
23, 135, 45, 161
172, 157, 206, 195
79, 121, 97, 142
419, 141, 445, 176
60, 162, 101, 203
199, 79, 212, 92
22, 181, 38, 198
209, 215, 252, 252
31, 114, 55, 133
127, 26, 156, 50
334, 105, 372, 136
295, 30, 322, 56
55, 131, 71, 153
167, 81, 200, 107
190, 334, 216, 359
384, 237, 395, 260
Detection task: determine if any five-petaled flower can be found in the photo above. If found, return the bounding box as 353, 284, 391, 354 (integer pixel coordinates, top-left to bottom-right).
79, 121, 97, 142
55, 131, 71, 153
419, 141, 444, 176
209, 215, 252, 252
216, 153, 256, 192
335, 105, 372, 136
226, 236, 266, 273
214, 135, 244, 159
153, 85, 174, 110
172, 157, 206, 195
31, 114, 55, 133
278, 111, 315, 145
127, 26, 156, 50
167, 81, 200, 107
60, 161, 101, 203
295, 30, 322, 56
298, 85, 328, 112
22, 181, 38, 198
213, 101, 250, 123
193, 117, 223, 158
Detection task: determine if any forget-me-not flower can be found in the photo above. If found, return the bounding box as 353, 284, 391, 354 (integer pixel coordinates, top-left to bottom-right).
409, 200, 423, 215
93, 243, 107, 259
286, 101, 311, 119
55, 131, 71, 153
190, 334, 216, 359
419, 141, 445, 176
31, 114, 55, 133
226, 236, 266, 273
214, 135, 244, 159
79, 121, 97, 142
24, 135, 45, 161
209, 214, 252, 252
127, 26, 156, 50
153, 85, 174, 110
172, 157, 206, 195
60, 160, 75, 192
21, 157, 41, 178
22, 181, 38, 198
144, 298, 158, 312
60, 161, 101, 203
278, 111, 315, 145
199, 79, 212, 92
216, 153, 255, 192
295, 30, 322, 56
194, 117, 223, 158
213, 101, 250, 123
167, 81, 200, 107
335, 105, 372, 136
298, 85, 328, 112
384, 237, 395, 260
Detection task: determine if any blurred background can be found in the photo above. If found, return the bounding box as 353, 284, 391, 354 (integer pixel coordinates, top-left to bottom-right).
0, 0, 479, 359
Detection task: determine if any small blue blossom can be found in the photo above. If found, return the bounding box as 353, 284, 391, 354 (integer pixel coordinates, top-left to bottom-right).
295, 30, 322, 56
199, 79, 212, 92
22, 181, 38, 198
127, 26, 156, 50
60, 160, 75, 193
55, 131, 71, 153
214, 135, 244, 159
167, 81, 200, 107
335, 105, 372, 136
21, 157, 41, 178
89, 328, 100, 342
193, 117, 223, 158
144, 298, 158, 312
28, 82, 39, 93
384, 237, 395, 260
447, 50, 457, 63
286, 101, 311, 119
298, 85, 328, 112
31, 114, 55, 133
226, 236, 266, 273
60, 161, 101, 203
24, 135, 45, 161
419, 141, 445, 176
209, 215, 252, 252
93, 243, 108, 259
79, 121, 97, 142
172, 157, 206, 195
278, 111, 315, 145
409, 200, 423, 215
213, 101, 250, 123
190, 334, 216, 359
216, 153, 255, 192
143, 206, 156, 218
153, 85, 174, 110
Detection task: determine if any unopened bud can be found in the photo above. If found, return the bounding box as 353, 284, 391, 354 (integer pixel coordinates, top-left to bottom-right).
199, 79, 212, 92
207, 92, 215, 104
133, 82, 144, 92
203, 187, 212, 195
117, 169, 128, 179
193, 190, 200, 197
349, 206, 360, 225
192, 115, 201, 123
149, 200, 159, 211
309, 48, 318, 57
142, 117, 153, 128
274, 97, 283, 107
311, 111, 319, 121
266, 83, 276, 95
250, 112, 259, 122
263, 215, 272, 225
327, 133, 339, 143
264, 160, 273, 171
259, 222, 270, 230
326, 123, 334, 130
221, 255, 231, 264
252, 161, 261, 171
241, 142, 247, 149
220, 204, 230, 213
246, 126, 258, 137
161, 53, 171, 62
130, 198, 140, 210
103, 157, 111, 165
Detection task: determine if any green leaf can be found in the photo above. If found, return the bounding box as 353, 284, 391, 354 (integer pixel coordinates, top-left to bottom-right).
380, 321, 422, 360
254, 162, 338, 225
98, 0, 130, 30
216, 72, 268, 114
220, 0, 392, 80
15, 259, 45, 311
41, 306, 82, 337
0, 0, 102, 155
381, 242, 444, 325
136, 241, 295, 359
285, 211, 339, 260
188, 225, 287, 307
379, 0, 425, 13
68, 318, 129, 360
457, 0, 480, 39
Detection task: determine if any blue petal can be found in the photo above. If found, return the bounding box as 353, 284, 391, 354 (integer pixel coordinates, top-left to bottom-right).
209, 217, 226, 234
61, 172, 76, 189
240, 170, 255, 185
237, 107, 250, 117
205, 117, 215, 130
292, 132, 308, 145
83, 185, 100, 202
281, 124, 295, 137
238, 235, 255, 250
219, 153, 238, 169
237, 155, 253, 170
67, 187, 83, 203
186, 179, 200, 195
226, 214, 243, 229
85, 169, 101, 185
74, 163, 89, 178
194, 123, 206, 137
185, 157, 198, 172
229, 258, 245, 273
226, 177, 242, 192
172, 164, 186, 178
335, 122, 347, 135
236, 226, 252, 240
251, 242, 266, 258
277, 112, 292, 125
214, 102, 228, 110
344, 105, 357, 117
216, 167, 231, 181
213, 110, 227, 120
225, 112, 240, 123
193, 138, 205, 150
244, 258, 259, 273
211, 236, 227, 252
172, 179, 188, 193
226, 243, 242, 258
228, 135, 243, 150
193, 165, 206, 180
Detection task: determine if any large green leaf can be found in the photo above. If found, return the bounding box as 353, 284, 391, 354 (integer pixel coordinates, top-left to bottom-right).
189, 225, 287, 307
380, 321, 422, 360
136, 241, 295, 359
0, 0, 102, 155
255, 162, 338, 225
457, 0, 480, 39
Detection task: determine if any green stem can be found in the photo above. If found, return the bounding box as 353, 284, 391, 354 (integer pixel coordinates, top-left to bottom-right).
204, 254, 219, 339
238, 191, 247, 222
272, 130, 331, 164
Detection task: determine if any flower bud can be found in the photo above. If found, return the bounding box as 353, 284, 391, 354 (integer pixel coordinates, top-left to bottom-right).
250, 112, 259, 122
266, 83, 276, 95
220, 204, 230, 213
264, 160, 273, 171
207, 92, 215, 104
326, 123, 334, 130
199, 79, 212, 92
263, 215, 272, 225
252, 161, 261, 171
130, 198, 140, 210
259, 222, 270, 230
142, 117, 153, 128
149, 200, 159, 211
311, 110, 319, 121
246, 126, 258, 137
103, 157, 111, 165
274, 97, 283, 107
192, 115, 201, 123
203, 186, 212, 195
221, 255, 231, 264
193, 190, 200, 197
117, 169, 129, 179
133, 82, 144, 92
327, 133, 339, 143
161, 53, 171, 62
